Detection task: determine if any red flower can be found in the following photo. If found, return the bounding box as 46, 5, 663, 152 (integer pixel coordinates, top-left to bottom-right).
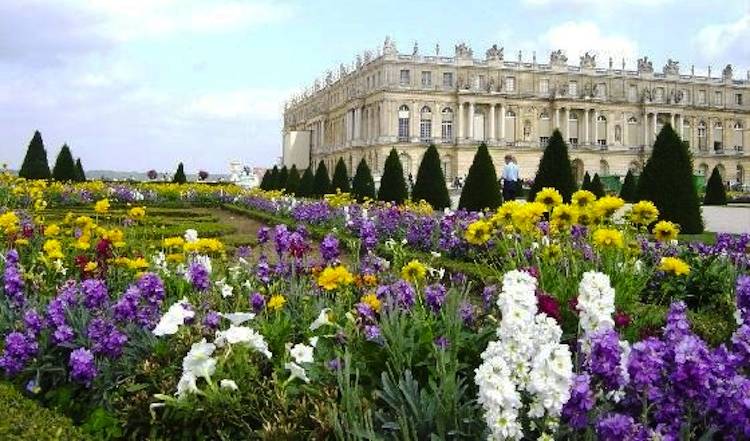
614, 310, 631, 329
537, 292, 562, 322
96, 239, 112, 259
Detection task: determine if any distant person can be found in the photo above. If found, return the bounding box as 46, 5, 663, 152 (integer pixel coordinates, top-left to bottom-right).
502, 154, 519, 201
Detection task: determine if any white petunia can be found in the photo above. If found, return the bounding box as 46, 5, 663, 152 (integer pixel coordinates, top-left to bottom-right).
216, 278, 234, 298
153, 298, 194, 337
214, 326, 272, 358
220, 379, 239, 391
182, 338, 216, 379
176, 372, 199, 399
285, 362, 310, 383
309, 336, 319, 348
290, 343, 314, 364
309, 308, 332, 331
221, 312, 255, 325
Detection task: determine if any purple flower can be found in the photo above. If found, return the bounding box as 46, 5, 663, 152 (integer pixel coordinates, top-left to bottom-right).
320, 234, 340, 263
250, 292, 266, 312
364, 325, 381, 343
355, 302, 376, 322
424, 283, 447, 313
80, 279, 109, 309
273, 224, 290, 255
327, 358, 342, 371
390, 280, 415, 310
587, 328, 627, 391
3, 249, 25, 307
203, 311, 221, 330
0, 331, 38, 376
736, 275, 750, 325
69, 348, 97, 386
113, 286, 140, 322
481, 285, 497, 311
23, 309, 44, 335
595, 413, 649, 441
287, 231, 308, 258
256, 255, 271, 283
434, 336, 450, 350
562, 373, 595, 429
235, 245, 252, 259
87, 318, 128, 359
53, 325, 75, 345
187, 261, 210, 292
137, 273, 165, 306
257, 226, 270, 244
627, 337, 665, 395
458, 301, 475, 325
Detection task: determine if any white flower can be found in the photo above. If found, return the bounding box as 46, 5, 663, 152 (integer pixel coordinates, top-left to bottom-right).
216, 278, 234, 298
152, 251, 168, 273
184, 229, 199, 243
430, 251, 441, 258
309, 336, 319, 348
285, 362, 310, 383
309, 308, 332, 331
220, 379, 239, 391
290, 343, 314, 364
182, 338, 216, 379
191, 254, 212, 274
176, 372, 199, 399
53, 259, 67, 275
214, 326, 272, 358
153, 298, 194, 336
220, 312, 255, 325
577, 271, 615, 337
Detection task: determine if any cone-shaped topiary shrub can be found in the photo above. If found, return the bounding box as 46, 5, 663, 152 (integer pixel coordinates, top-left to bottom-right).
377, 149, 408, 204
351, 158, 375, 202
286, 165, 300, 195
703, 166, 727, 206
581, 171, 592, 192
458, 142, 501, 211
296, 168, 315, 198
74, 158, 86, 182
19, 130, 51, 180
619, 170, 637, 202
172, 162, 187, 184
412, 144, 451, 209
590, 173, 606, 198
313, 161, 331, 197
331, 158, 351, 193
528, 129, 576, 202
52, 144, 76, 182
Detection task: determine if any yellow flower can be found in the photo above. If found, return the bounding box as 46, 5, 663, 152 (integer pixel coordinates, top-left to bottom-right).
94, 199, 110, 214
535, 187, 563, 209
465, 219, 493, 245
511, 202, 547, 232
183, 238, 225, 254
163, 237, 186, 248
401, 259, 426, 283
166, 253, 185, 263
652, 220, 679, 242
127, 257, 149, 270
576, 208, 599, 226
659, 257, 690, 276
267, 294, 286, 311
103, 229, 125, 247
593, 228, 624, 248
360, 293, 381, 313
0, 211, 19, 234
550, 204, 578, 229
45, 224, 61, 236
317, 265, 354, 290
571, 190, 596, 208
14, 238, 29, 246
128, 206, 146, 220
362, 274, 378, 286
34, 199, 47, 212
629, 201, 660, 225
593, 196, 625, 218
74, 216, 95, 228
541, 243, 562, 260
491, 201, 521, 227
43, 239, 64, 259
84, 261, 98, 272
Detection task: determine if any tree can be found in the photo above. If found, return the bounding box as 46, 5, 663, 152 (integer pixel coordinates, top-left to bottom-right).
278, 166, 289, 191
74, 158, 86, 182
259, 170, 272, 190
412, 144, 451, 209
377, 149, 408, 204
297, 168, 315, 198
313, 161, 331, 197
528, 129, 576, 202
147, 169, 158, 180
286, 165, 301, 195
269, 165, 280, 190
198, 170, 209, 181
590, 173, 606, 198
172, 162, 187, 184
636, 124, 703, 233
703, 166, 727, 205
331, 158, 351, 193
581, 172, 592, 191
351, 158, 375, 202
52, 144, 76, 182
18, 130, 51, 180
619, 170, 637, 202
458, 142, 502, 211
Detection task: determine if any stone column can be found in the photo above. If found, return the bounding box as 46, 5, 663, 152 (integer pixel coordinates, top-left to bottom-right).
652, 112, 657, 140
563, 108, 569, 141
468, 101, 475, 140
500, 103, 506, 141
594, 109, 599, 145
584, 109, 590, 145
707, 118, 713, 151
676, 114, 682, 138
411, 100, 419, 142
457, 102, 464, 140
489, 104, 496, 143
643, 112, 649, 146
555, 108, 560, 129
670, 113, 675, 129
623, 114, 628, 146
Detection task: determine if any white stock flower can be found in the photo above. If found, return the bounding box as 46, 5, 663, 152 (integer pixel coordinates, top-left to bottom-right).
182, 338, 216, 379
153, 297, 194, 336
290, 343, 314, 364
285, 362, 310, 383
214, 325, 272, 358
184, 229, 199, 243
220, 379, 239, 391
577, 271, 615, 337
309, 308, 332, 331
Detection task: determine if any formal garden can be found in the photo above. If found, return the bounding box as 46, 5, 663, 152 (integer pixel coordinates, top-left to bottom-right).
1, 125, 749, 440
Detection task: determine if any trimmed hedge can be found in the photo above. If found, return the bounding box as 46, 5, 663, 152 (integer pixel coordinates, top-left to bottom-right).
0, 382, 90, 440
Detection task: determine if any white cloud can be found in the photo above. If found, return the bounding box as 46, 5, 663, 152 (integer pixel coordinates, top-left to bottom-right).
694, 14, 750, 70
536, 21, 638, 67
183, 88, 290, 121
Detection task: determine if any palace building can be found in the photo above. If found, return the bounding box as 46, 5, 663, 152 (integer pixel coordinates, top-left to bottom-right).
282, 38, 749, 188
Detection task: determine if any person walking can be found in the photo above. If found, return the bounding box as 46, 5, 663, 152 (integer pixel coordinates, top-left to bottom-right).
501, 155, 519, 201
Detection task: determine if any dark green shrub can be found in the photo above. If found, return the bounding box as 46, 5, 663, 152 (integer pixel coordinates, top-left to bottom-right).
637, 124, 703, 233
331, 158, 350, 193
581, 171, 592, 191
620, 170, 637, 202
285, 165, 300, 195
259, 170, 272, 190
52, 144, 77, 182
377, 149, 408, 204
528, 129, 576, 202
313, 161, 331, 197
172, 162, 187, 184
351, 159, 375, 201
278, 166, 289, 191
412, 144, 450, 209
19, 130, 51, 180
269, 166, 280, 190
703, 166, 727, 205
458, 143, 501, 211
74, 158, 86, 182
297, 168, 315, 198
590, 173, 605, 198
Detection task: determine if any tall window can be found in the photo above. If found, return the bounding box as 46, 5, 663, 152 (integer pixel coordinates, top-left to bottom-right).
655, 88, 664, 102
441, 107, 453, 143
698, 90, 706, 105
569, 81, 578, 96
697, 121, 706, 150
419, 106, 432, 142
421, 71, 432, 87
399, 69, 410, 86
736, 93, 744, 106
715, 91, 723, 105
539, 79, 549, 94
506, 76, 515, 92
596, 83, 606, 98
443, 72, 453, 88
628, 85, 637, 102
398, 105, 410, 141
478, 75, 486, 90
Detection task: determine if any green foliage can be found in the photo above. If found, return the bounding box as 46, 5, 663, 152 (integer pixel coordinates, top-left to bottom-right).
351, 159, 375, 202
637, 124, 703, 233
172, 162, 187, 184
52, 144, 77, 182
590, 173, 606, 198
297, 168, 315, 198
528, 129, 576, 202
458, 143, 501, 211
259, 170, 272, 190
377, 149, 408, 204
620, 170, 637, 202
0, 382, 91, 440
285, 165, 301, 195
411, 144, 451, 209
581, 172, 591, 191
313, 161, 331, 197
703, 166, 727, 205
269, 165, 280, 190
278, 166, 289, 191
19, 130, 51, 180
74, 158, 86, 182
331, 158, 351, 193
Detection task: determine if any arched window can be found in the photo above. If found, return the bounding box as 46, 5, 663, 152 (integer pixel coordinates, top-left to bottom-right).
506, 110, 516, 118
627, 116, 638, 124
717, 164, 726, 180
540, 111, 550, 120
420, 106, 432, 142
629, 161, 642, 173
399, 152, 412, 178
398, 105, 410, 141
698, 163, 709, 176
441, 107, 453, 143
569, 112, 578, 121
571, 159, 584, 183
597, 115, 607, 122
715, 121, 723, 129
734, 121, 744, 150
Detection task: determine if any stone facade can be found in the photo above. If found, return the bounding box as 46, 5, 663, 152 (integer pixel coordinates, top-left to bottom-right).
283, 38, 750, 188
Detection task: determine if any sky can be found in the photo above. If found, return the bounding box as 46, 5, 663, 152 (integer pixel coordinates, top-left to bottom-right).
0, 0, 748, 174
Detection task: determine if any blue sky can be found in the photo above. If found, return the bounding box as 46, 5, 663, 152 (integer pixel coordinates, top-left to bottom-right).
0, 0, 748, 173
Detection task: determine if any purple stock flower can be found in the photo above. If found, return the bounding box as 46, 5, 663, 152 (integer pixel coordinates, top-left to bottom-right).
736, 275, 750, 325
0, 331, 38, 376
273, 224, 290, 255
250, 292, 266, 312
587, 328, 627, 391
23, 309, 44, 335
69, 348, 97, 386
595, 413, 649, 441
320, 234, 340, 263
203, 311, 221, 330
287, 231, 308, 258
80, 279, 109, 309
390, 280, 415, 310
627, 337, 666, 396
424, 283, 447, 313
113, 286, 140, 322
481, 285, 497, 311
364, 325, 381, 343
235, 245, 252, 259
434, 336, 450, 350
257, 226, 270, 244
3, 249, 25, 307
458, 301, 475, 325
355, 302, 376, 321
137, 273, 165, 306
53, 325, 75, 345
87, 318, 128, 359
327, 358, 342, 371
256, 255, 271, 283
188, 261, 210, 292
562, 373, 595, 429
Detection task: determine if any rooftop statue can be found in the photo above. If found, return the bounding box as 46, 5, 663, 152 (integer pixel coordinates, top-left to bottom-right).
637, 56, 654, 74
485, 44, 504, 61
579, 51, 596, 69
550, 49, 567, 66
663, 59, 680, 75
455, 42, 473, 58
